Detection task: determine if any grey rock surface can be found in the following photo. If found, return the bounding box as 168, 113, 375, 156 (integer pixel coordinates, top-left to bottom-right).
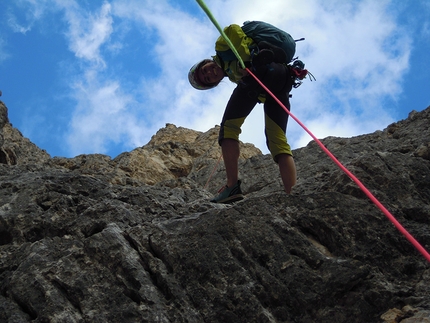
0, 100, 429, 322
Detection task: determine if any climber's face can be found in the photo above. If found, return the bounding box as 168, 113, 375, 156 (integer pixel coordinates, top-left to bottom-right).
197, 61, 224, 86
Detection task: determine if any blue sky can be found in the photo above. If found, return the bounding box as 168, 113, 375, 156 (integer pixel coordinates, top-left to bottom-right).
0, 0, 429, 158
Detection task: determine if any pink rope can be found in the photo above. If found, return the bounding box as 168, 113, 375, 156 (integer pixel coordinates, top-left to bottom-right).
246, 67, 430, 262
204, 153, 223, 190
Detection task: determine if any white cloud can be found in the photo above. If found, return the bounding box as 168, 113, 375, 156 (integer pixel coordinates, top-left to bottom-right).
162, 0, 410, 154
62, 2, 113, 66
1, 0, 414, 158
49, 0, 412, 156
66, 70, 146, 155
220, 0, 409, 151
5, 0, 50, 34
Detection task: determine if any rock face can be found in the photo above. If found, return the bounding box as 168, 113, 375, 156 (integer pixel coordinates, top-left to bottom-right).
0, 103, 50, 166
0, 99, 429, 323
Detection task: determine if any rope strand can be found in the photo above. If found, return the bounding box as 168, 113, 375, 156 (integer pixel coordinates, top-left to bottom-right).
246, 67, 430, 262
204, 153, 223, 190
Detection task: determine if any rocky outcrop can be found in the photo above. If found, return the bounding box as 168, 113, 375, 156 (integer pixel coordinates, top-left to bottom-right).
0, 100, 429, 323
0, 102, 50, 166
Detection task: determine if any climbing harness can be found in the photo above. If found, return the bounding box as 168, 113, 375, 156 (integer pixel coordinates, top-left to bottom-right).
195, 0, 430, 263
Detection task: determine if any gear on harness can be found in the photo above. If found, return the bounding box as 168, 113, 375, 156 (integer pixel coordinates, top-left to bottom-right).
288, 58, 316, 88
248, 37, 315, 89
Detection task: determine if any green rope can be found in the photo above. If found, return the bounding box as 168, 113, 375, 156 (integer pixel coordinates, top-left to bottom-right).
195, 0, 246, 69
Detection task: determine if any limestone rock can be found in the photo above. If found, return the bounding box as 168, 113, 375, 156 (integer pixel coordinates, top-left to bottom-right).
49, 123, 262, 187
1, 100, 430, 323
0, 101, 50, 165
381, 306, 430, 323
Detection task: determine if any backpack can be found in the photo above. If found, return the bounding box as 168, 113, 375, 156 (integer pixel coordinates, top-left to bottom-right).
214, 22, 313, 87
241, 21, 296, 63
215, 21, 296, 64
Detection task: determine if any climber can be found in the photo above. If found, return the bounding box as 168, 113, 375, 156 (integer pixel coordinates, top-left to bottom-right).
188, 21, 298, 203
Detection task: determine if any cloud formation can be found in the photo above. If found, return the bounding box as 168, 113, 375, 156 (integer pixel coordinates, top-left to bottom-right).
64, 2, 113, 66
1, 0, 420, 157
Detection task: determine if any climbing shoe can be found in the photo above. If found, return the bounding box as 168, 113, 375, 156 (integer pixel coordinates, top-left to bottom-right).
210, 180, 244, 204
